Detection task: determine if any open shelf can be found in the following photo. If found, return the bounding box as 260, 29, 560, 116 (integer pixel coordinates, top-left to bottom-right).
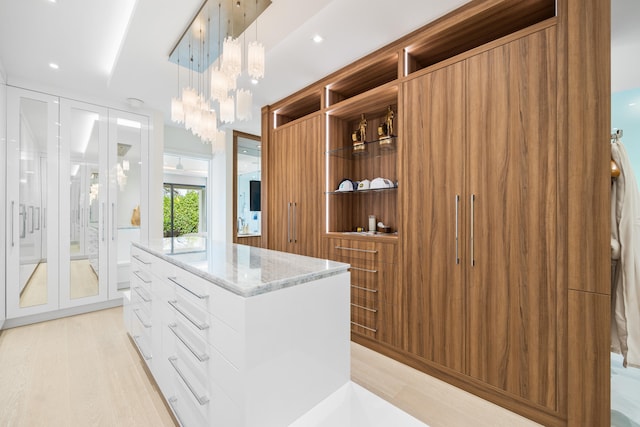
326, 187, 397, 196
273, 91, 322, 127
326, 52, 399, 106
328, 137, 397, 159
405, 0, 555, 74
326, 83, 398, 121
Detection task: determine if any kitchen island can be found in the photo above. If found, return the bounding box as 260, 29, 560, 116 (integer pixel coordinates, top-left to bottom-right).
124, 241, 351, 427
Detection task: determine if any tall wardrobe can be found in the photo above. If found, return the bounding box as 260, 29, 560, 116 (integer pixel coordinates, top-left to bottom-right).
261, 0, 610, 425
4, 86, 150, 323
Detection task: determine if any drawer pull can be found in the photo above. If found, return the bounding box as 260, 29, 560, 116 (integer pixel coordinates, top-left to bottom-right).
168, 356, 210, 405
132, 254, 152, 265
335, 246, 377, 254
351, 303, 377, 313
168, 276, 208, 300
133, 308, 151, 328
132, 270, 152, 284
167, 397, 187, 426
168, 300, 209, 330
349, 266, 378, 274
168, 323, 210, 362
133, 286, 151, 303
351, 285, 377, 293
351, 321, 377, 333
132, 335, 152, 360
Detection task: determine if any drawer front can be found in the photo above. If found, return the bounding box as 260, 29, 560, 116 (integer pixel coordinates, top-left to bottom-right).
328, 238, 396, 263
351, 302, 378, 339
160, 267, 245, 332
131, 246, 156, 271
167, 295, 243, 369
131, 313, 153, 364
351, 284, 378, 310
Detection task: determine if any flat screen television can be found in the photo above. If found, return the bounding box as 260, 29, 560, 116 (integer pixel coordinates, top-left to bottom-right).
250, 180, 261, 211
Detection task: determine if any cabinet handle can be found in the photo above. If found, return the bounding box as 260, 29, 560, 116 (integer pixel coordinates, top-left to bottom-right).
11, 201, 15, 247
293, 202, 297, 243
168, 356, 210, 405
101, 203, 105, 242
132, 270, 152, 284
132, 335, 152, 360
351, 321, 377, 333
287, 202, 291, 243
351, 285, 378, 293
351, 303, 377, 313
455, 194, 460, 265
167, 397, 186, 427
111, 203, 115, 241
168, 276, 208, 300
349, 266, 378, 274
133, 309, 151, 328
470, 194, 475, 267
133, 286, 151, 303
168, 323, 210, 362
132, 254, 152, 265
168, 300, 209, 330
335, 246, 377, 254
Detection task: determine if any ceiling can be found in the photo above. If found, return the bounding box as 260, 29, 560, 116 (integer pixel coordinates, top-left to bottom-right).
1, 0, 638, 138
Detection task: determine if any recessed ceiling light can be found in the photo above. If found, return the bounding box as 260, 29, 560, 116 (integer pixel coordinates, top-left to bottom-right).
312, 34, 323, 44
630, 102, 637, 107
49, 62, 59, 70
48, 0, 57, 3
251, 78, 259, 85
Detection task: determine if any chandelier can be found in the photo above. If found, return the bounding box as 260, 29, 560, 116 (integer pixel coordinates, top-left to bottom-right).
169, 0, 270, 150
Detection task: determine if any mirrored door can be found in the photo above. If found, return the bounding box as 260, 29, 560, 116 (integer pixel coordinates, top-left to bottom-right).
59, 100, 109, 308
6, 87, 59, 318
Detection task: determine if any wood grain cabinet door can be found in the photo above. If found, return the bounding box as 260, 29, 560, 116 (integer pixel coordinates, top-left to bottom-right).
402, 61, 466, 372
268, 114, 323, 257
465, 27, 558, 411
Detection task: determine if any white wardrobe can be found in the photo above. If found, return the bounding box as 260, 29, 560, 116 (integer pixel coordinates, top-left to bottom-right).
5, 86, 149, 321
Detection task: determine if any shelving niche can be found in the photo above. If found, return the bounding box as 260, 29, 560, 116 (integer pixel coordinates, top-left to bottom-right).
326, 84, 398, 236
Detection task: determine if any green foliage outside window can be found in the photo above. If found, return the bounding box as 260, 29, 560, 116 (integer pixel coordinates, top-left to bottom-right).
163, 190, 200, 237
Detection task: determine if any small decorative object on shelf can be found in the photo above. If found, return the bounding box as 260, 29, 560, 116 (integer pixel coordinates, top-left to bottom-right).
352, 113, 368, 154
378, 106, 395, 149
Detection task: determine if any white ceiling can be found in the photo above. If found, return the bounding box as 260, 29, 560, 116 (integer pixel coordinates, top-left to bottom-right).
1, 0, 638, 137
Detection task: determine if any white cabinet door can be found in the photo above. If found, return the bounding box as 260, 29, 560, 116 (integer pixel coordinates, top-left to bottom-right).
6, 87, 60, 318
108, 110, 149, 300
58, 99, 109, 308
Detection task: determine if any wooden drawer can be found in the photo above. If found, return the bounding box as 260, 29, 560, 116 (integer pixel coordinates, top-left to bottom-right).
351, 284, 378, 310
351, 302, 378, 338
327, 238, 396, 263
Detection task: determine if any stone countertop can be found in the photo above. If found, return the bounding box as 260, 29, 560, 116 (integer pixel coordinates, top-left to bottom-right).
132, 241, 349, 298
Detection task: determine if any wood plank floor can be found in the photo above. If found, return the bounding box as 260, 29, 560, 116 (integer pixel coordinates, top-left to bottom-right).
0, 307, 541, 426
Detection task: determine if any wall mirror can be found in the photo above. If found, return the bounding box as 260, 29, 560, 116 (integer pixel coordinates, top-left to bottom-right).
233, 131, 262, 247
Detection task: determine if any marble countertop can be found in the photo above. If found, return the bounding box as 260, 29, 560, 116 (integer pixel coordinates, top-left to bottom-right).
133, 241, 349, 297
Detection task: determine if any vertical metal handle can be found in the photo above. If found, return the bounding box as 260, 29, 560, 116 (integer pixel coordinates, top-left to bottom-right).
11, 201, 15, 247
101, 203, 105, 242
455, 195, 460, 265
111, 203, 115, 241
287, 202, 291, 243
293, 202, 297, 243
43, 207, 46, 229
470, 194, 475, 267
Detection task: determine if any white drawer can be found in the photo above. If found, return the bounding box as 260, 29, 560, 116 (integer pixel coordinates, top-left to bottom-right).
131, 246, 155, 270
167, 295, 243, 369
163, 270, 245, 332
131, 317, 153, 366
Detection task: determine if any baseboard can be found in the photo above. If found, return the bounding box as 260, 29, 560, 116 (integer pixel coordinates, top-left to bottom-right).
2, 299, 123, 329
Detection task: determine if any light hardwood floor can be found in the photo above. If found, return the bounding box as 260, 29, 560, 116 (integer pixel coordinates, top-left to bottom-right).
0, 307, 541, 426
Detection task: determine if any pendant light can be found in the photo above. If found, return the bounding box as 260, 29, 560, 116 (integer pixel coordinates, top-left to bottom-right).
220, 96, 235, 123
236, 88, 252, 121
247, 0, 264, 80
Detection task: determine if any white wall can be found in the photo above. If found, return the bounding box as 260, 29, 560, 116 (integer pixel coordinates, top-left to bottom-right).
148, 111, 164, 241
0, 61, 6, 328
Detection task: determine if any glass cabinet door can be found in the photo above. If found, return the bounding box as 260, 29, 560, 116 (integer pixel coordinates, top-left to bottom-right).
108, 110, 149, 298
6, 87, 60, 318
59, 100, 109, 308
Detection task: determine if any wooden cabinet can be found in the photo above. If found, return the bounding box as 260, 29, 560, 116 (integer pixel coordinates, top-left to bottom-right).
402, 26, 559, 410
267, 114, 323, 257
326, 236, 402, 348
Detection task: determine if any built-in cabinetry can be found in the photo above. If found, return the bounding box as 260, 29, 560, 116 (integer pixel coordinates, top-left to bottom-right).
403, 26, 559, 411
5, 87, 149, 322
266, 113, 323, 257
262, 0, 611, 425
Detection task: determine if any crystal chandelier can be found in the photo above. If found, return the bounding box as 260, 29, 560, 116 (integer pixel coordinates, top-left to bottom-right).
168, 0, 270, 147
